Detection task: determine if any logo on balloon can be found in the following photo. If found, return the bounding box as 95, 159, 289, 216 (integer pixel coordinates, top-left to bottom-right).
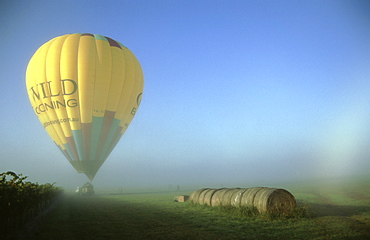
28, 79, 78, 114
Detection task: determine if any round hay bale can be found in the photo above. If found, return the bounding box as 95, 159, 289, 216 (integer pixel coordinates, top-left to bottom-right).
203, 189, 218, 206
210, 188, 231, 206
189, 188, 209, 204
240, 187, 266, 207
231, 189, 247, 207
188, 189, 199, 203
253, 188, 296, 214
198, 189, 214, 205
220, 188, 241, 206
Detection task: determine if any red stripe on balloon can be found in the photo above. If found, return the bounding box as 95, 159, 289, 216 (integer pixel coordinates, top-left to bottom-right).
81, 33, 94, 37
81, 122, 92, 161
95, 111, 115, 160
105, 37, 122, 49
66, 136, 80, 161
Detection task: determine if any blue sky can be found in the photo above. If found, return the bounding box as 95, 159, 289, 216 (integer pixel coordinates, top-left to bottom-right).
1, 0, 370, 189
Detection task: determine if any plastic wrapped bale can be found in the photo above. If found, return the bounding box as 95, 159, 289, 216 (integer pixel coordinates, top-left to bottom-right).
220, 188, 241, 206
230, 188, 248, 207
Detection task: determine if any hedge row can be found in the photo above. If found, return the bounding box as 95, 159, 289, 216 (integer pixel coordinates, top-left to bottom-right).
0, 171, 63, 237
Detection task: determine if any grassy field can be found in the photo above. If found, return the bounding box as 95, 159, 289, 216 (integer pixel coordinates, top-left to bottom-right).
24, 176, 370, 240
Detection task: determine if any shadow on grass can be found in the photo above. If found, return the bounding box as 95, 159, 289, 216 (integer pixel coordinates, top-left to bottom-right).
28, 194, 229, 240
308, 203, 370, 218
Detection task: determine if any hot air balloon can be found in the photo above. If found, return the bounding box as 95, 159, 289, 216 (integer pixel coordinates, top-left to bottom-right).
25, 33, 144, 181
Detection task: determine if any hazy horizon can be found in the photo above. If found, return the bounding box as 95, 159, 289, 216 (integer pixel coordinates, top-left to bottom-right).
1, 0, 370, 191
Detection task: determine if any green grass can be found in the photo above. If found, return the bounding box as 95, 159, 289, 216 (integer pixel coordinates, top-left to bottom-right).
24, 176, 370, 240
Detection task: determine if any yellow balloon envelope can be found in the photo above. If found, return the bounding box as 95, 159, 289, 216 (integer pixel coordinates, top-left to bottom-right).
25, 33, 144, 181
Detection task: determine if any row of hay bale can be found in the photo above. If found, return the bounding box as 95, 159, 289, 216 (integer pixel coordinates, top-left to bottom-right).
189, 187, 296, 214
